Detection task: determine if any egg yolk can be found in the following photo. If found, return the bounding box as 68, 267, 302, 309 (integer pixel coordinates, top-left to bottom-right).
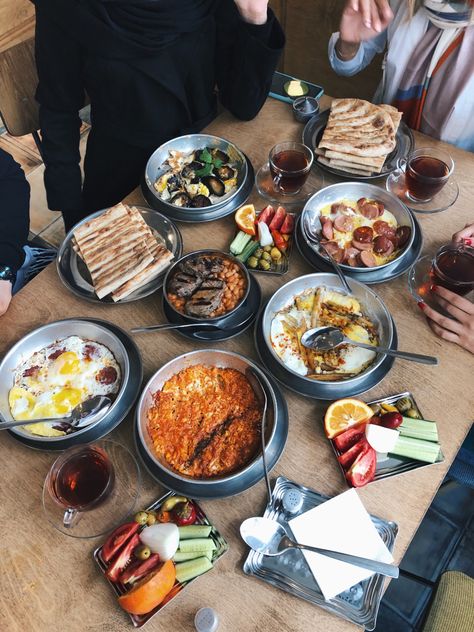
8, 387, 36, 420
54, 351, 81, 375
52, 388, 83, 413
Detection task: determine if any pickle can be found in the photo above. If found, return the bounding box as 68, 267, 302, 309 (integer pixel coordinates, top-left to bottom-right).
396, 397, 412, 414
406, 407, 422, 419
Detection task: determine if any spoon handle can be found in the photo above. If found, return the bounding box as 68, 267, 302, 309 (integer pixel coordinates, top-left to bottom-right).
303, 225, 352, 295
0, 417, 68, 430
131, 323, 215, 334
344, 339, 438, 365
292, 542, 399, 578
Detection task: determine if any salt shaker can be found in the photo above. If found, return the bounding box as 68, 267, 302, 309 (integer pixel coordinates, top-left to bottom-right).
195, 607, 219, 632
292, 96, 320, 123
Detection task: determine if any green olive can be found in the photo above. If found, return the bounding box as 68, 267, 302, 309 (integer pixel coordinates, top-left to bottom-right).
270, 247, 282, 261
247, 256, 258, 269
261, 251, 272, 262
396, 397, 413, 414
258, 259, 271, 271
406, 407, 422, 419
369, 403, 382, 415
263, 245, 272, 252
254, 248, 264, 259
134, 544, 151, 560
134, 511, 149, 526
146, 511, 157, 526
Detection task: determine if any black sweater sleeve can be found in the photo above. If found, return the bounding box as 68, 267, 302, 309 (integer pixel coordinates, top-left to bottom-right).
0, 149, 30, 273
215, 4, 285, 121
35, 5, 85, 213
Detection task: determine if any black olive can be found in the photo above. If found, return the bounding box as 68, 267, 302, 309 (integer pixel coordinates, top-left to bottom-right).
210, 148, 230, 163
167, 175, 181, 192
202, 176, 225, 197
170, 192, 192, 207
182, 161, 203, 180
215, 165, 235, 181
191, 194, 212, 208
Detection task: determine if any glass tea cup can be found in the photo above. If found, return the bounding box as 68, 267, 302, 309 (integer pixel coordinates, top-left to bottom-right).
45, 444, 115, 529
269, 141, 313, 195
430, 243, 474, 296
401, 147, 454, 203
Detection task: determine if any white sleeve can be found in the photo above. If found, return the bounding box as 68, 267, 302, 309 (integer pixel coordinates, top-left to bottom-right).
328, 31, 387, 77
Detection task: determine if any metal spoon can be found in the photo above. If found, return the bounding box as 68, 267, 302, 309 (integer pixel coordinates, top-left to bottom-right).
245, 368, 272, 506
131, 311, 255, 335
0, 395, 112, 432
240, 516, 399, 578
301, 325, 438, 365
302, 221, 352, 294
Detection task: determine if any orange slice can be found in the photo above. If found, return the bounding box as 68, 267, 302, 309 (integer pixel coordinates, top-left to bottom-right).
324, 398, 373, 439
118, 560, 176, 615
235, 204, 256, 235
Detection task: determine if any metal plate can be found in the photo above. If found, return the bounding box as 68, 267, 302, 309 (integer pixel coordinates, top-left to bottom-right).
94, 491, 229, 628
295, 215, 423, 285
57, 207, 183, 304
303, 110, 414, 180
254, 311, 396, 400
142, 156, 255, 223
243, 476, 398, 631
134, 363, 288, 499
4, 319, 143, 451
162, 273, 262, 341
329, 391, 444, 486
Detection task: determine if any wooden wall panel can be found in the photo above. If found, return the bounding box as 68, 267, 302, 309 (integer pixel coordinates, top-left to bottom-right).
0, 0, 34, 54
270, 0, 383, 100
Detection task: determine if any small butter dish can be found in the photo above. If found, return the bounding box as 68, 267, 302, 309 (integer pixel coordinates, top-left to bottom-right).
292, 96, 320, 123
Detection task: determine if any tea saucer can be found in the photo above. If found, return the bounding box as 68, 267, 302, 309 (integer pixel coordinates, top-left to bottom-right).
256, 162, 325, 206
42, 440, 140, 539
386, 168, 459, 214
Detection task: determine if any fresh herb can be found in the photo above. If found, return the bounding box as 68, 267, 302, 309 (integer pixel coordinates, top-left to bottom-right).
195, 163, 213, 177
200, 148, 213, 164
212, 158, 223, 168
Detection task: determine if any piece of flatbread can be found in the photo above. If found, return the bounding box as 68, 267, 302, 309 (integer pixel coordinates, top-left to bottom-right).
327, 157, 383, 174
323, 149, 386, 169
111, 244, 174, 302
317, 156, 376, 176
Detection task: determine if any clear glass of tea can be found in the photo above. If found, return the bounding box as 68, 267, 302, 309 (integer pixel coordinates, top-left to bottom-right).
404, 147, 454, 202
46, 444, 115, 528
431, 243, 474, 296
269, 141, 313, 195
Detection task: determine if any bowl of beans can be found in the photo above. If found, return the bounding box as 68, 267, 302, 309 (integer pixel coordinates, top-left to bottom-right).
163, 250, 250, 323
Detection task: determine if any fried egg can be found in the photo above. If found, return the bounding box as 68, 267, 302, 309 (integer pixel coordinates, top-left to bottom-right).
9, 336, 121, 436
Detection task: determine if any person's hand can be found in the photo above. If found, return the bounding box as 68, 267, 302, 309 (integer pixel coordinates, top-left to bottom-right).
337, 0, 393, 59
452, 222, 474, 246
0, 280, 12, 317
234, 0, 268, 25
419, 286, 474, 354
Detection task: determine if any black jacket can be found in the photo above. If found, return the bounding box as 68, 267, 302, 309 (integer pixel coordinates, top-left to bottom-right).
34, 1, 285, 213
0, 149, 30, 273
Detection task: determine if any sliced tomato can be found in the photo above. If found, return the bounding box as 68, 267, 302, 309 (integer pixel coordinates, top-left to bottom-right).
271, 229, 287, 251
346, 446, 377, 488
269, 206, 286, 231
258, 205, 275, 225
337, 438, 368, 470
102, 522, 140, 564
332, 425, 366, 452
119, 554, 161, 585
106, 533, 141, 583
280, 214, 295, 234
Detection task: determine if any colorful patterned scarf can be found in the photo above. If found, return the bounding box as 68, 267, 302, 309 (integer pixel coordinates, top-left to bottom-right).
392, 1, 474, 137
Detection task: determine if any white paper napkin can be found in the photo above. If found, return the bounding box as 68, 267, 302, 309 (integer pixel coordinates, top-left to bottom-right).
289, 489, 393, 601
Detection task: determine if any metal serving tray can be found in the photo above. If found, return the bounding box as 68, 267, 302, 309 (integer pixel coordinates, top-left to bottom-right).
243, 476, 398, 630
330, 391, 444, 486
94, 491, 229, 628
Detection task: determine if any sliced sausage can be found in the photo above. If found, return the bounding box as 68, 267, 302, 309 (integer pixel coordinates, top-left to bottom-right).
330, 202, 351, 215
344, 247, 360, 266
373, 235, 395, 255
352, 239, 374, 251
359, 202, 380, 220
359, 250, 378, 267
331, 247, 346, 263
334, 215, 354, 233
373, 221, 390, 235
96, 366, 118, 385
376, 201, 385, 216
320, 217, 334, 240
396, 225, 412, 247
357, 197, 368, 208
353, 226, 374, 243
322, 241, 344, 262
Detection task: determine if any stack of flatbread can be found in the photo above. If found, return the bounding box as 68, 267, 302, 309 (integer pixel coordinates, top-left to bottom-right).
72, 203, 174, 301
316, 98, 402, 176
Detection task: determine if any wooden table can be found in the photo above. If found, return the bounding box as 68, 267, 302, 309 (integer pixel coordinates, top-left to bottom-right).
1, 98, 473, 632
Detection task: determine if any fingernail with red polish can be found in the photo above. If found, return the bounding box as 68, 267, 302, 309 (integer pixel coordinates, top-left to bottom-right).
431, 285, 438, 292
417, 301, 426, 310
464, 238, 472, 246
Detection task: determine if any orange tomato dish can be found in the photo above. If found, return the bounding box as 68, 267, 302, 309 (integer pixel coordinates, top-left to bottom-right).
147, 365, 262, 478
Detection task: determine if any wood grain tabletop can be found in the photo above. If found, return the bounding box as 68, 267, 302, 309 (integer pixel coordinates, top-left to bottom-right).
1, 97, 473, 632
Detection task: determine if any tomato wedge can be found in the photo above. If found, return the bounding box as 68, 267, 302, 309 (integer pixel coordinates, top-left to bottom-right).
102, 522, 140, 564
337, 438, 368, 470
280, 214, 295, 234
269, 206, 286, 231
345, 446, 377, 488
332, 425, 366, 452
271, 229, 287, 252
119, 554, 161, 585
258, 205, 275, 225
106, 533, 141, 582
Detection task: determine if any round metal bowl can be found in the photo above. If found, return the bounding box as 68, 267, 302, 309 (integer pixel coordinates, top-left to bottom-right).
136, 350, 280, 491
0, 320, 130, 445
144, 134, 248, 218
301, 182, 415, 273
261, 273, 393, 392
163, 249, 251, 325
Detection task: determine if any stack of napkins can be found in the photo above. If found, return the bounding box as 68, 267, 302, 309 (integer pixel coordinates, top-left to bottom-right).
289, 489, 393, 601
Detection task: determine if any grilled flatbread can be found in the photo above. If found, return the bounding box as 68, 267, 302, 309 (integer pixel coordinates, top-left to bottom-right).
317, 156, 376, 176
